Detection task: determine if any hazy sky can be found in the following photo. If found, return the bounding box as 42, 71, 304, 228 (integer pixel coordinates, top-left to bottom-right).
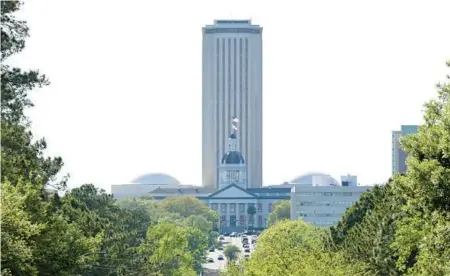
10, 0, 450, 192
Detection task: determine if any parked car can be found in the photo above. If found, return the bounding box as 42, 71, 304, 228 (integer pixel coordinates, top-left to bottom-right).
219, 236, 225, 241
244, 254, 250, 259
218, 255, 224, 260
244, 248, 251, 253
209, 247, 215, 252
218, 246, 224, 250
207, 257, 214, 263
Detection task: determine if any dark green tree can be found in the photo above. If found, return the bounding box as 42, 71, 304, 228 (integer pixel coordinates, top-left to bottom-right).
223, 245, 241, 262
246, 204, 256, 228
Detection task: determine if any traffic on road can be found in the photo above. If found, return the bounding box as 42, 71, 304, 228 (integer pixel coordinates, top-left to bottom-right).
202, 230, 261, 272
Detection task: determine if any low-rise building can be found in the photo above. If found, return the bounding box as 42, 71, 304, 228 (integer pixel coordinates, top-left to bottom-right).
290, 175, 373, 227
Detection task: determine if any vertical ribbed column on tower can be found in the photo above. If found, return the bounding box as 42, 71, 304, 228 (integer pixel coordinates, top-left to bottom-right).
202, 20, 263, 189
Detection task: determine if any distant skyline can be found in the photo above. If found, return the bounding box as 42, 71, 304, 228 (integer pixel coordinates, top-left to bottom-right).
9, 0, 450, 192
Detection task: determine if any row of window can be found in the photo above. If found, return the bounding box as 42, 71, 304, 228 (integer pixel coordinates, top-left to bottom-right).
254, 192, 287, 196
221, 170, 241, 182
295, 192, 355, 196
295, 201, 355, 206
296, 212, 340, 218
220, 215, 265, 226
310, 221, 335, 226
296, 210, 343, 215
211, 203, 273, 213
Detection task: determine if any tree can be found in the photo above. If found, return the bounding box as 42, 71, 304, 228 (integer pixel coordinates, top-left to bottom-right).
0, 180, 44, 275
246, 204, 256, 228
159, 196, 218, 223
139, 222, 197, 276
62, 184, 153, 276
266, 200, 290, 227
1, 2, 102, 275
388, 60, 450, 275
223, 245, 241, 262
244, 220, 364, 275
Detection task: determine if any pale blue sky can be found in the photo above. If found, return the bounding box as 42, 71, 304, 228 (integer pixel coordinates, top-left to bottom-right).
10, 0, 450, 191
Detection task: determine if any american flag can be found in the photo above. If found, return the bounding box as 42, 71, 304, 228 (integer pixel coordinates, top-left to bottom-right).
232, 117, 239, 131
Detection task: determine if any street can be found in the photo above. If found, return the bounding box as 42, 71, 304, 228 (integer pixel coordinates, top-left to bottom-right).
202, 235, 257, 272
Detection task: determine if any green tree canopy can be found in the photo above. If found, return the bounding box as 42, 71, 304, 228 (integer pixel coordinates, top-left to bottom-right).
159, 196, 218, 223
266, 200, 290, 227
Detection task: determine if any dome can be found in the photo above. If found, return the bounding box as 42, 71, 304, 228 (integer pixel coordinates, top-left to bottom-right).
221, 151, 245, 164
290, 172, 340, 186
131, 173, 181, 185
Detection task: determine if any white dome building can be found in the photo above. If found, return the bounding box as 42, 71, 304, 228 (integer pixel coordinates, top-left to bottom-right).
131, 173, 181, 185
111, 173, 182, 199
290, 172, 340, 186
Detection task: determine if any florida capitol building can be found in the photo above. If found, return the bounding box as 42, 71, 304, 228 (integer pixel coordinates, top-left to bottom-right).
202, 20, 263, 189
111, 19, 373, 231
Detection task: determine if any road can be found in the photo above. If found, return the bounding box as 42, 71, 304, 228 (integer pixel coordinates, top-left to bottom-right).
202, 235, 257, 272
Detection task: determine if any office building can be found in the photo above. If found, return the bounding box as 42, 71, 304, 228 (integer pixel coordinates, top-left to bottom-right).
202, 19, 263, 189
290, 176, 373, 227
392, 125, 419, 174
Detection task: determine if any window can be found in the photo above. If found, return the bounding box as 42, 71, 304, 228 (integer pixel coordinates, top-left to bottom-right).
232, 170, 240, 182
211, 203, 218, 210
343, 192, 353, 196
239, 203, 245, 213
221, 215, 226, 222
230, 215, 236, 226
230, 203, 236, 213
258, 215, 263, 225
268, 203, 273, 212
221, 203, 227, 213
239, 215, 245, 225
257, 203, 262, 213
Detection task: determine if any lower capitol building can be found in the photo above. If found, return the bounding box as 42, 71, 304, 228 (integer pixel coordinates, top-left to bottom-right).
111, 121, 373, 232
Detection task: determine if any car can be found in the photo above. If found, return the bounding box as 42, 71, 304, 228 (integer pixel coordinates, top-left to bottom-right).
218, 255, 224, 260
219, 236, 225, 241
230, 232, 237, 237
223, 232, 230, 237
244, 254, 250, 258
244, 248, 251, 253
243, 244, 249, 248
218, 246, 224, 250
207, 257, 214, 263
209, 247, 215, 252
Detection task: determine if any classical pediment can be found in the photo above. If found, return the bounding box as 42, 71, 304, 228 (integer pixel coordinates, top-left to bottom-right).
208, 184, 256, 198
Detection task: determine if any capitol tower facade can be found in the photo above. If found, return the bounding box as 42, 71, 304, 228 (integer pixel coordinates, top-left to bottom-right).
202, 20, 263, 189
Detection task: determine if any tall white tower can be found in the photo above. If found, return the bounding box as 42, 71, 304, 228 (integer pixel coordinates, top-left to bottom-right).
202, 19, 263, 189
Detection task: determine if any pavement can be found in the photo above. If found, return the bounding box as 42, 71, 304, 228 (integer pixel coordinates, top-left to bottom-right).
202, 235, 257, 272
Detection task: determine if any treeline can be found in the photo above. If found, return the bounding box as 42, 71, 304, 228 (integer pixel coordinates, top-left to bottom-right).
224, 60, 450, 275
3, 183, 219, 275
1, 2, 218, 275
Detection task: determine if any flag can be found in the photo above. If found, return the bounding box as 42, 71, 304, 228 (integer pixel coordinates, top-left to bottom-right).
232, 125, 238, 130
232, 117, 239, 123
